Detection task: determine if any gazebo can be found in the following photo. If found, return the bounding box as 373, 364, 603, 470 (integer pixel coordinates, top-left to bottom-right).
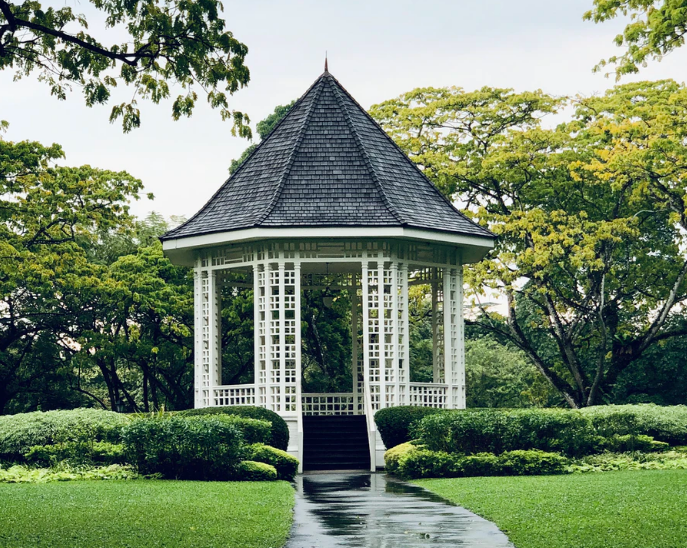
161, 67, 494, 471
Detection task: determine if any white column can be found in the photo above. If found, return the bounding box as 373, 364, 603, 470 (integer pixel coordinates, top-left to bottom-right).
210, 270, 222, 389
278, 260, 286, 413
351, 272, 359, 414
294, 259, 302, 415
361, 259, 371, 413
431, 268, 443, 383
443, 267, 453, 408
193, 263, 203, 408
391, 261, 399, 408
399, 262, 409, 405
456, 262, 466, 409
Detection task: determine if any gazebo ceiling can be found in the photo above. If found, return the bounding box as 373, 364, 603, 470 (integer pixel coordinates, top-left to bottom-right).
161, 69, 494, 265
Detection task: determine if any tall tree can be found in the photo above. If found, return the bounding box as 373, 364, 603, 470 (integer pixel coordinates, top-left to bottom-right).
585, 0, 687, 78
229, 101, 296, 174
0, 133, 144, 413
0, 0, 250, 133
371, 83, 687, 408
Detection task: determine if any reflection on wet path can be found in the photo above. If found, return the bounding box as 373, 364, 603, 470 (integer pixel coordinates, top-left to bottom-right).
284, 473, 513, 547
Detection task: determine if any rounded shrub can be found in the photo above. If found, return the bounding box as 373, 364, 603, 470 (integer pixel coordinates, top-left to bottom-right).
498, 450, 568, 476
0, 409, 130, 462
245, 444, 298, 481
236, 460, 277, 481
374, 406, 443, 449
121, 415, 243, 480
581, 404, 687, 445
384, 442, 419, 475
180, 406, 289, 450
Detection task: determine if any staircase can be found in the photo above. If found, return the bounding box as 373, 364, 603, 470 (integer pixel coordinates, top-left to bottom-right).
302, 415, 370, 471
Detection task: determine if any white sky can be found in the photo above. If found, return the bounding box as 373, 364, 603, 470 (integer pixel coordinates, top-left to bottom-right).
3, 0, 687, 220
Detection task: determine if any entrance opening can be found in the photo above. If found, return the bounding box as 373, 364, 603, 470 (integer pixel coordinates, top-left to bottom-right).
219, 268, 254, 386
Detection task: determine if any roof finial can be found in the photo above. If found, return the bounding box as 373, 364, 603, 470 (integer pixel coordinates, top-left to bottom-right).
324, 52, 328, 73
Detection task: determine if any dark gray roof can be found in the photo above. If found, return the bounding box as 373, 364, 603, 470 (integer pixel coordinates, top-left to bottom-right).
161, 71, 494, 242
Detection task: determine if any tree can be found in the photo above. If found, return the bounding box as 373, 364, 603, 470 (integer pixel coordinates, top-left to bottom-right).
371, 83, 687, 408
0, 0, 250, 133
584, 0, 687, 79
229, 101, 295, 174
0, 133, 144, 413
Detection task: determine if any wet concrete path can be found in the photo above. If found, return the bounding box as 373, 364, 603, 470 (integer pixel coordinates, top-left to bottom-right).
285, 473, 513, 548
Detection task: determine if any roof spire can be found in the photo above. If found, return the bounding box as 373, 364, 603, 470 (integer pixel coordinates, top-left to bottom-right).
324, 52, 328, 73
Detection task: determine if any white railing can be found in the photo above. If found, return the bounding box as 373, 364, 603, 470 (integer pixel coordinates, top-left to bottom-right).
212, 385, 256, 407
302, 393, 357, 415
408, 382, 449, 408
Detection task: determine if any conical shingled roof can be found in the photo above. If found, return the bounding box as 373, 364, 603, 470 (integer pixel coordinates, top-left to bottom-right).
161, 71, 493, 241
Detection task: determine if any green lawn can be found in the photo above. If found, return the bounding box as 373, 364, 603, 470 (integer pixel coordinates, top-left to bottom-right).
0, 480, 294, 548
416, 470, 687, 548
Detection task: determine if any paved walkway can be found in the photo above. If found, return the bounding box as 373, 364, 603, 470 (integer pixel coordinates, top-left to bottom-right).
285, 473, 513, 547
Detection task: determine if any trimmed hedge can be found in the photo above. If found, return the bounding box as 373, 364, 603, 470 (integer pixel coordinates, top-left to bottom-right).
412, 408, 599, 457
121, 415, 244, 480
374, 406, 443, 449
25, 441, 125, 467
387, 446, 569, 479
245, 443, 298, 481
236, 460, 277, 481
581, 404, 687, 446
0, 409, 130, 462
180, 406, 289, 450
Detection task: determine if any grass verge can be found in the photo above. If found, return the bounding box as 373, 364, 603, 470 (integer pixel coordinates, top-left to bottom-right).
0, 480, 294, 548
416, 469, 687, 548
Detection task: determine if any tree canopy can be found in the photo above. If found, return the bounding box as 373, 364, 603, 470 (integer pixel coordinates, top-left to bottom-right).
0, 0, 250, 133
371, 81, 687, 408
585, 0, 687, 78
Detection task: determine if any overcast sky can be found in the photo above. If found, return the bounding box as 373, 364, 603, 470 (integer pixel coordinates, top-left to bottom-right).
4, 0, 687, 221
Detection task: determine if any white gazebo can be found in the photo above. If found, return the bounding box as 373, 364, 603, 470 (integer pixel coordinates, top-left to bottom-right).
161, 68, 494, 471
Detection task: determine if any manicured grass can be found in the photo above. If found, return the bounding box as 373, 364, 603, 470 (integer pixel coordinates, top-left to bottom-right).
416, 470, 687, 548
0, 480, 294, 548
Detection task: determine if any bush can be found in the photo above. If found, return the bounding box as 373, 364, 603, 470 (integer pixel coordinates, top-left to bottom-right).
570, 449, 687, 473
581, 404, 687, 445
391, 448, 569, 479
499, 450, 569, 476
458, 453, 502, 477
180, 406, 289, 450
0, 463, 138, 483
0, 409, 130, 462
236, 460, 277, 481
25, 441, 125, 467
374, 406, 443, 449
384, 442, 419, 475
121, 415, 243, 480
412, 408, 599, 457
395, 449, 459, 480
245, 444, 298, 481
600, 434, 669, 453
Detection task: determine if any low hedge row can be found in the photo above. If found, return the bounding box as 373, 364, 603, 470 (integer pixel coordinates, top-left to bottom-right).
580, 404, 687, 445
0, 409, 130, 462
179, 406, 289, 450
386, 443, 569, 479
376, 405, 684, 458
374, 407, 443, 449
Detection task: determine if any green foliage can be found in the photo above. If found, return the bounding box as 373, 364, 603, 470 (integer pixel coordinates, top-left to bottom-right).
413, 408, 599, 457
236, 460, 278, 481
180, 406, 289, 450
599, 434, 669, 453
25, 441, 126, 467
229, 101, 296, 174
245, 443, 298, 481
121, 415, 243, 480
417, 470, 687, 548
0, 0, 251, 133
384, 441, 419, 475
391, 447, 568, 479
584, 0, 687, 79
0, 481, 294, 547
371, 82, 687, 408
0, 464, 138, 483
581, 404, 687, 445
374, 406, 443, 449
0, 409, 130, 461
570, 448, 687, 473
